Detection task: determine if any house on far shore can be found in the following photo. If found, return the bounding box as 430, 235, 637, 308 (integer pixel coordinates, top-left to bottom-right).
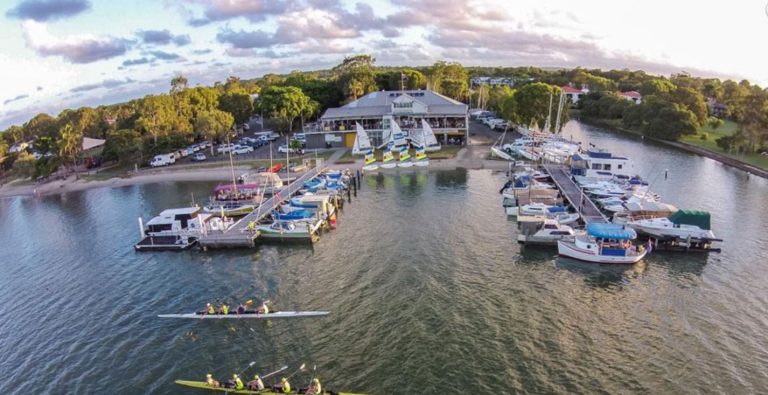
617, 91, 643, 104
707, 98, 728, 118
560, 85, 589, 104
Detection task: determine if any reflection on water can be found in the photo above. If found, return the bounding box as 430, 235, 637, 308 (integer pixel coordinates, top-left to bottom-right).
1, 122, 768, 393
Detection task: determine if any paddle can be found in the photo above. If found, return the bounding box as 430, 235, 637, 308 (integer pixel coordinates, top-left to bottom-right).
237, 361, 256, 377
261, 365, 288, 380
286, 363, 306, 379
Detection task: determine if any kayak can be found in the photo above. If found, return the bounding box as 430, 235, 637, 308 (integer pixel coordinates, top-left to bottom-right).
175, 380, 367, 395
158, 311, 330, 319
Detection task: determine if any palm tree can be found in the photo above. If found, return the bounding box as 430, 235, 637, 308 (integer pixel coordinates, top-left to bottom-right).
58, 124, 82, 177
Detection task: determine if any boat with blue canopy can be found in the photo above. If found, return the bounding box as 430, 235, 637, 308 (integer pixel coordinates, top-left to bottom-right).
557, 223, 647, 264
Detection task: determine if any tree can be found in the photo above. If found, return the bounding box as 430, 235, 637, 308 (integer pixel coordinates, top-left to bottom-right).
385, 69, 427, 91
283, 75, 342, 113
58, 124, 83, 174
430, 61, 468, 100
671, 86, 707, 125
24, 113, 58, 141
171, 74, 189, 94
498, 92, 519, 124
136, 94, 192, 146
640, 79, 676, 97
253, 86, 313, 133
512, 83, 568, 131
58, 107, 104, 138
13, 151, 36, 178
194, 110, 234, 155
218, 91, 253, 125
332, 55, 375, 74
104, 129, 143, 164
708, 117, 724, 129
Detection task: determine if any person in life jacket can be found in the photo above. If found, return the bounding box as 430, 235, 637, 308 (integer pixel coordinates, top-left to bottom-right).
272, 377, 291, 393
236, 303, 246, 314
205, 373, 220, 388
247, 374, 265, 391
306, 378, 322, 395
257, 301, 269, 314
206, 303, 215, 315
233, 374, 244, 390
220, 303, 229, 315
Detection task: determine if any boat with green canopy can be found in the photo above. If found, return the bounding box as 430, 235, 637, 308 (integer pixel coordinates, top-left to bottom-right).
628, 209, 716, 240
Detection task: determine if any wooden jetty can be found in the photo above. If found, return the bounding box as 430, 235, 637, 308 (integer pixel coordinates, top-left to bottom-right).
543, 164, 608, 224
198, 167, 324, 249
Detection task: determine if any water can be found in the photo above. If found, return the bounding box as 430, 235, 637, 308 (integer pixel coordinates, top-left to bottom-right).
1, 121, 768, 394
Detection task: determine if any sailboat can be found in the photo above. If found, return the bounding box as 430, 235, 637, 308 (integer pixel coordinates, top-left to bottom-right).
491, 127, 515, 161
352, 122, 373, 156
421, 120, 441, 152
380, 128, 397, 169
412, 121, 430, 167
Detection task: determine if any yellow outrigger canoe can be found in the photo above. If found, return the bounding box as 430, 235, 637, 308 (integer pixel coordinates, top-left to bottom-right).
175, 380, 368, 395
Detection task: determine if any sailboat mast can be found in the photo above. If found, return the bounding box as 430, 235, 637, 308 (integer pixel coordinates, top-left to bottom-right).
544, 91, 553, 133
227, 133, 238, 196
554, 90, 565, 134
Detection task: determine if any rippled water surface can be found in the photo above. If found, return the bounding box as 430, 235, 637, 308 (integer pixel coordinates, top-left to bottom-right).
1, 121, 768, 394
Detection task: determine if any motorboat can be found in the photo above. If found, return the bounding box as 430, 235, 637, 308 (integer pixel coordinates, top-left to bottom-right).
135, 207, 233, 250
612, 201, 678, 224
255, 220, 321, 241
628, 210, 716, 240
517, 218, 580, 245
519, 202, 560, 216
557, 223, 647, 264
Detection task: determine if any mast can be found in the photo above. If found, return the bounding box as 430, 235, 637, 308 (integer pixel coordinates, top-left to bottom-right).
543, 91, 553, 133
227, 133, 238, 197
554, 90, 566, 134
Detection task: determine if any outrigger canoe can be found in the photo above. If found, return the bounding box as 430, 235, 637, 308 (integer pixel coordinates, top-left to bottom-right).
175, 380, 367, 394
158, 311, 330, 319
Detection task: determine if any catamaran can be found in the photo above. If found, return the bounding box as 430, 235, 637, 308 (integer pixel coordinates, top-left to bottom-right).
491, 127, 515, 161
420, 119, 441, 152
380, 127, 397, 169
351, 122, 373, 156
397, 145, 413, 167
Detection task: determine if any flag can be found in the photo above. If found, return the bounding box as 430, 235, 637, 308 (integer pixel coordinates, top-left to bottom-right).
401, 72, 409, 81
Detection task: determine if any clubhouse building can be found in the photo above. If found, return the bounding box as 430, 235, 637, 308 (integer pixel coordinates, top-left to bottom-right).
306, 90, 469, 149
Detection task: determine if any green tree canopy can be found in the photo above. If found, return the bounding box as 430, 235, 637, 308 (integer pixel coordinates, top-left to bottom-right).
254, 86, 313, 133
195, 109, 234, 155
513, 83, 568, 131
218, 91, 253, 125
103, 129, 143, 164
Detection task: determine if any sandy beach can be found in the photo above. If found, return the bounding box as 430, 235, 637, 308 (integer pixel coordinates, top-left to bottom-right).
0, 146, 514, 199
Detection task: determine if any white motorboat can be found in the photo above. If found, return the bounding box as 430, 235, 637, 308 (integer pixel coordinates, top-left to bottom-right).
255, 220, 321, 241
518, 218, 579, 245
519, 202, 559, 216
557, 223, 647, 264
135, 207, 233, 250
628, 210, 716, 240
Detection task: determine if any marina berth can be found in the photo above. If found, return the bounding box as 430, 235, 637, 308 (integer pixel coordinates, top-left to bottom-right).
135, 207, 233, 251
628, 209, 717, 240
557, 223, 647, 264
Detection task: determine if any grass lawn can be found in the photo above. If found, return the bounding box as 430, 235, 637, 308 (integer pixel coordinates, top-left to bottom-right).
680, 120, 768, 170
334, 146, 461, 163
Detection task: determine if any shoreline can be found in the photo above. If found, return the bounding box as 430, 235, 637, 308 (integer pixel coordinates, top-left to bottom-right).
0, 148, 512, 199
578, 116, 768, 179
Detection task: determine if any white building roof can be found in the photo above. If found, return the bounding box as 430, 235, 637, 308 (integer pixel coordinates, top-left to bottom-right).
321, 90, 467, 120
82, 137, 106, 151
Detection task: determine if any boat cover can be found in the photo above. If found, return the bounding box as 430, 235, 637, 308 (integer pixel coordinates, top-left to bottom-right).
668, 210, 711, 230
587, 223, 637, 240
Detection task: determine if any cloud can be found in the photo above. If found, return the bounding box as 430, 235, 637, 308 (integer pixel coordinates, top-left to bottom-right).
148, 50, 183, 61
6, 0, 91, 22
3, 94, 30, 105
136, 29, 191, 46
122, 57, 152, 67
181, 0, 291, 26
70, 78, 135, 93
216, 28, 278, 49
192, 49, 212, 55
22, 21, 132, 63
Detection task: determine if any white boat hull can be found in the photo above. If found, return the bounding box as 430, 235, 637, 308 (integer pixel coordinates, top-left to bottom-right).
557, 240, 646, 264
491, 146, 514, 161
362, 164, 379, 171
380, 162, 397, 169
398, 161, 414, 168
414, 160, 429, 167
629, 223, 715, 240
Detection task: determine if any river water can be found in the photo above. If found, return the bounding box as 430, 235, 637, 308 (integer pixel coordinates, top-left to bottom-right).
1, 121, 767, 394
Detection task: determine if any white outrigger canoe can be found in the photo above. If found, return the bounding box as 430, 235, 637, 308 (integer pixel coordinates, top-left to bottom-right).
158, 311, 330, 319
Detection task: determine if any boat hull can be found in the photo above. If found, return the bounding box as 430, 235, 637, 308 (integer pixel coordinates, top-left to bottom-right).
491, 146, 514, 161
362, 164, 379, 171
629, 224, 715, 240
414, 160, 429, 167
397, 161, 413, 168
380, 162, 396, 169
557, 241, 646, 264
175, 380, 366, 395
158, 311, 330, 319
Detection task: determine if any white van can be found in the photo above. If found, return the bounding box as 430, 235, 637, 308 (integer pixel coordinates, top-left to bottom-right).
150, 154, 176, 167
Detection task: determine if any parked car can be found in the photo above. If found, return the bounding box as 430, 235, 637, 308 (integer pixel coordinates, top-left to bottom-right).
217, 143, 235, 154
150, 154, 176, 167
232, 145, 254, 155
493, 121, 509, 131
277, 144, 298, 154
191, 152, 207, 162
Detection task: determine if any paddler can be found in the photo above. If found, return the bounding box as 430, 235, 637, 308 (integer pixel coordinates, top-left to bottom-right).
205, 373, 220, 388
256, 301, 269, 314
247, 374, 265, 391
236, 303, 246, 315
233, 374, 244, 390
306, 378, 322, 395
206, 303, 215, 315
220, 303, 230, 315
272, 377, 291, 393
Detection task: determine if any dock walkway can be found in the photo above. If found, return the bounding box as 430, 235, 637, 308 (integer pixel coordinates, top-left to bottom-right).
199, 167, 324, 249
543, 164, 607, 224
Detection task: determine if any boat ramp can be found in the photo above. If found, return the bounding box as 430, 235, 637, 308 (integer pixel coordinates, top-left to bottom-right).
543, 164, 608, 224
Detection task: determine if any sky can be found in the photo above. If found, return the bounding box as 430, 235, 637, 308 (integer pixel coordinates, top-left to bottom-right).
1, 0, 767, 129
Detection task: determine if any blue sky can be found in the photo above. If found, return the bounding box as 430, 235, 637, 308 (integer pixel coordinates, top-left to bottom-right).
1, 0, 766, 129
